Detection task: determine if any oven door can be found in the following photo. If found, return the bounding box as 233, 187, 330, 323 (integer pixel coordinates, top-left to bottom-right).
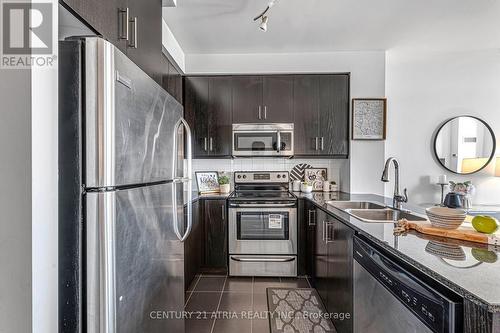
232, 130, 293, 157
229, 207, 297, 255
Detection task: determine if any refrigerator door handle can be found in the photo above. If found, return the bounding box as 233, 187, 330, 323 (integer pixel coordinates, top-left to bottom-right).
171, 118, 193, 242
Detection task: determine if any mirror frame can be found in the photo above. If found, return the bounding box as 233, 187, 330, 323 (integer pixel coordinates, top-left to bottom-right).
433, 115, 497, 175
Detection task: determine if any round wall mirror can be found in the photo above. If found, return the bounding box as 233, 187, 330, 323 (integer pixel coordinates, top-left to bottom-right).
434, 116, 496, 174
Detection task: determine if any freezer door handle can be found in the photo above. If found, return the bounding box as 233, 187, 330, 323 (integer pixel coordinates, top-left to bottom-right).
172, 118, 193, 242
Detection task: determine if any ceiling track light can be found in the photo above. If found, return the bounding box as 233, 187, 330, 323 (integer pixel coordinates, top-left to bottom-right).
253, 0, 278, 32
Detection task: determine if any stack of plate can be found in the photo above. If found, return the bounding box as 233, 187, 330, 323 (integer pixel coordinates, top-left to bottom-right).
426, 207, 466, 229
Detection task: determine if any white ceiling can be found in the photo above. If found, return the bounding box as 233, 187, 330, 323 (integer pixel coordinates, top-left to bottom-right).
163, 0, 500, 54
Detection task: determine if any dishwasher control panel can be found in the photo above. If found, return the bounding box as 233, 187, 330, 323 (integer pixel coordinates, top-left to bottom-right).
354, 238, 463, 333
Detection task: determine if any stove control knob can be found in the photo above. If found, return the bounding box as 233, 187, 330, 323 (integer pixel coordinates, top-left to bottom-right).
237, 175, 241, 179
282, 174, 287, 178
243, 175, 247, 179
277, 175, 281, 178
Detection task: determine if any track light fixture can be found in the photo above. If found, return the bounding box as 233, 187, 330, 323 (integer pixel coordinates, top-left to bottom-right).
253, 0, 278, 32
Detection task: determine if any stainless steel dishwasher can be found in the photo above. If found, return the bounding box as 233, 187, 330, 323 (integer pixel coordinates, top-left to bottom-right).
353, 236, 463, 333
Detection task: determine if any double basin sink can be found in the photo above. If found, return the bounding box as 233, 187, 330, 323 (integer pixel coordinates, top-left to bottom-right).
327, 201, 427, 223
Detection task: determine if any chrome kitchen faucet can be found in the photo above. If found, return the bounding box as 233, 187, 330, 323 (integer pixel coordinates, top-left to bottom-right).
381, 157, 408, 210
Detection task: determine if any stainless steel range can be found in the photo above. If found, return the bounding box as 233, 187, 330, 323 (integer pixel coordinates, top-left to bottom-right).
228, 171, 297, 277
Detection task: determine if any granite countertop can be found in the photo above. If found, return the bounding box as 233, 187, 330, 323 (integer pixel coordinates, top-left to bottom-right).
293, 191, 500, 312
183, 191, 232, 205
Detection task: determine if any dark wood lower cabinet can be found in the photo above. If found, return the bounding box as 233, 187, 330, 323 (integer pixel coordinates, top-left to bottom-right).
310, 207, 353, 333
184, 200, 201, 290
202, 199, 228, 273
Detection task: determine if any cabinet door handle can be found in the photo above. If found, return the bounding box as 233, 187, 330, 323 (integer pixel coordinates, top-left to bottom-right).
209, 137, 213, 152
322, 220, 326, 242
264, 106, 267, 119
204, 137, 208, 152
320, 137, 324, 151
314, 137, 319, 151
118, 8, 129, 40
258, 106, 262, 120
308, 209, 316, 226
325, 221, 334, 243
221, 205, 225, 220
128, 16, 138, 48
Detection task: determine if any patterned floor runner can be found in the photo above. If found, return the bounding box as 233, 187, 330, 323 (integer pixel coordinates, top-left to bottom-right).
266, 288, 336, 333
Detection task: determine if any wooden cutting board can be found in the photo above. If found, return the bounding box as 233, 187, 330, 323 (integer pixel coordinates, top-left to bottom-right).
403, 219, 500, 246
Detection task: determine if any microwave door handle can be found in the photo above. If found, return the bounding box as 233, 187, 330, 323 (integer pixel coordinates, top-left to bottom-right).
277, 131, 281, 153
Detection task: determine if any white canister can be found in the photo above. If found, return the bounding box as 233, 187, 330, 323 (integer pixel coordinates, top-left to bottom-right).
323, 181, 331, 192
301, 183, 313, 193
292, 180, 301, 192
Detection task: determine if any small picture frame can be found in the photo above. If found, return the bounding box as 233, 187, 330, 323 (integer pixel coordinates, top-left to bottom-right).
304, 168, 328, 191
195, 171, 220, 194
352, 98, 387, 140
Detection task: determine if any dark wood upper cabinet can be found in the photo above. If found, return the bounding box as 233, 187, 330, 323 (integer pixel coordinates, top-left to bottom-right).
293, 75, 320, 155
202, 200, 227, 272
62, 0, 128, 53
208, 77, 232, 157
184, 77, 209, 157
167, 61, 183, 104
126, 0, 162, 83
318, 75, 349, 156
184, 77, 232, 158
161, 54, 183, 104
262, 76, 293, 123
294, 74, 349, 157
62, 0, 163, 84
232, 76, 263, 123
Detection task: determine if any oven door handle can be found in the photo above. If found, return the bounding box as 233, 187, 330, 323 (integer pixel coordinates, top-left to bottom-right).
230, 256, 296, 263
229, 203, 296, 208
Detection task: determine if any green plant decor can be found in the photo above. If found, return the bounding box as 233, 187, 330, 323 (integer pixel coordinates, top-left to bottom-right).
219, 175, 230, 185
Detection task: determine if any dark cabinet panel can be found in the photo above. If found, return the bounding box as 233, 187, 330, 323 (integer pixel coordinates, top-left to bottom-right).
167, 61, 183, 104
232, 76, 263, 123
62, 0, 163, 84
308, 206, 354, 332
203, 200, 227, 271
161, 54, 183, 104
184, 200, 202, 291
208, 77, 232, 157
126, 0, 162, 83
263, 76, 293, 123
184, 77, 210, 157
62, 0, 128, 53
293, 75, 320, 155
184, 77, 232, 158
294, 74, 349, 157
319, 75, 349, 156
314, 209, 329, 304
327, 218, 353, 333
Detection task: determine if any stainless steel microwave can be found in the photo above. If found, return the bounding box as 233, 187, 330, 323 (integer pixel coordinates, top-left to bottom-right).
232, 123, 294, 157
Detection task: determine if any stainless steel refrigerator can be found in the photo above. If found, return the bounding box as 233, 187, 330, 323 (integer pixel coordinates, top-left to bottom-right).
59, 37, 192, 333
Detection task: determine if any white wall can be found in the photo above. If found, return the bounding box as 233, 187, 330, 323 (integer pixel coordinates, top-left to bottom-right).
385, 49, 500, 205
186, 51, 387, 194
0, 67, 33, 333
162, 20, 186, 72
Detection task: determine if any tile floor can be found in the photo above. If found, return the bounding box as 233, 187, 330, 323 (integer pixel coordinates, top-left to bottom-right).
184, 274, 312, 333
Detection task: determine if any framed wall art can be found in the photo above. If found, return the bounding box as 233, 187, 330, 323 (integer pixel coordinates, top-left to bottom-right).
195, 171, 220, 194
352, 98, 387, 140
304, 168, 328, 191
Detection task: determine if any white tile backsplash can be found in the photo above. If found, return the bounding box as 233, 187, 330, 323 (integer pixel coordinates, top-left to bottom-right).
190, 158, 346, 190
